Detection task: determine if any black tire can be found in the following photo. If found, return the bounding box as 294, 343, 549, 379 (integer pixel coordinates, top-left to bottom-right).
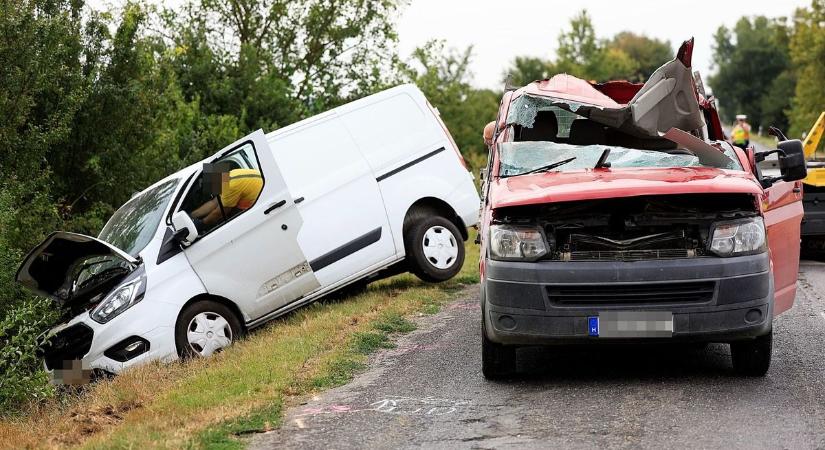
482, 322, 517, 379
405, 215, 464, 283
730, 331, 772, 376
175, 300, 242, 359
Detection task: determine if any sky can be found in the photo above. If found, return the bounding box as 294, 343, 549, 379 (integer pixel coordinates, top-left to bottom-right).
395, 0, 811, 89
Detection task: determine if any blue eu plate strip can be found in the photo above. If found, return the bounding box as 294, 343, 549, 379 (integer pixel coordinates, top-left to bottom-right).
588, 316, 599, 337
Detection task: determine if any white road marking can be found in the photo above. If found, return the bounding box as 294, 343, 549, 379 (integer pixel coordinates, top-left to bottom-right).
294, 418, 306, 429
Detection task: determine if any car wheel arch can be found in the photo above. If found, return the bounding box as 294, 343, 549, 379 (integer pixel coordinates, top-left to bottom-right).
176, 293, 247, 334
403, 197, 468, 242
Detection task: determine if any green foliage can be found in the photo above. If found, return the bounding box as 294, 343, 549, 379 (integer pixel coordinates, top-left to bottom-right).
610, 32, 673, 82
0, 0, 404, 415
372, 313, 416, 334
350, 331, 394, 354
503, 10, 672, 85
196, 401, 283, 449
504, 56, 555, 87
0, 297, 59, 415
709, 16, 794, 130
788, 0, 825, 141
400, 41, 500, 172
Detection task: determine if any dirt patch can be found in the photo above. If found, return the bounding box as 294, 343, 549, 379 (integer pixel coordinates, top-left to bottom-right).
53, 400, 142, 446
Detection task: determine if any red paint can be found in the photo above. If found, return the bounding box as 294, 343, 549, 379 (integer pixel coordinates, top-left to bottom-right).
480, 50, 804, 316
490, 167, 763, 209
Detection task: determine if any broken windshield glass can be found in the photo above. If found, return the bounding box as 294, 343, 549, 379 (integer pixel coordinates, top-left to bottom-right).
507, 96, 589, 131
498, 141, 740, 178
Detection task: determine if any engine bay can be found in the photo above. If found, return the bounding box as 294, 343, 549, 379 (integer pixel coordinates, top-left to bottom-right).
493, 194, 760, 261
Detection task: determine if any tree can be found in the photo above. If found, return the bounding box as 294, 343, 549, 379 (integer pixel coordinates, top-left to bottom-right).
503, 56, 555, 87
709, 16, 794, 130
609, 32, 673, 82
400, 41, 500, 171
503, 10, 647, 85
788, 0, 825, 141
555, 10, 638, 81
166, 0, 400, 124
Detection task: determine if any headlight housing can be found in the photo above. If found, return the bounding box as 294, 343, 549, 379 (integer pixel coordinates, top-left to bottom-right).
489, 224, 548, 261
709, 217, 767, 257
90, 277, 146, 324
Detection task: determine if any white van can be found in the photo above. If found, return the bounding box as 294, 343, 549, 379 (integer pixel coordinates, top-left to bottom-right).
16, 84, 479, 378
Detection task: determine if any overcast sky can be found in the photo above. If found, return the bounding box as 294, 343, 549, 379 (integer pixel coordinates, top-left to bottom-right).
395, 0, 811, 89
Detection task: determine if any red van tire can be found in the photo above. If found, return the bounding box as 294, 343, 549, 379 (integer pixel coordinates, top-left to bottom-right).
730, 331, 772, 376
481, 319, 517, 379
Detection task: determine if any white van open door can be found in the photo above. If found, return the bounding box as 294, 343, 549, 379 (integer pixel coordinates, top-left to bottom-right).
177, 130, 320, 321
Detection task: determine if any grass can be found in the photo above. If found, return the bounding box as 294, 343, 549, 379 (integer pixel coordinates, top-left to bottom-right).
0, 242, 479, 449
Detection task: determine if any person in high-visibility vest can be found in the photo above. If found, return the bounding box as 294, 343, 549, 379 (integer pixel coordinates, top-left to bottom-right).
731, 114, 751, 149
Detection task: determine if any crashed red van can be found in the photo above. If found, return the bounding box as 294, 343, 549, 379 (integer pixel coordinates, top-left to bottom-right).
478, 39, 807, 378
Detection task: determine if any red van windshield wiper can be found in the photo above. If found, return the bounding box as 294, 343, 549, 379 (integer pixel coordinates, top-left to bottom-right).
502, 157, 577, 178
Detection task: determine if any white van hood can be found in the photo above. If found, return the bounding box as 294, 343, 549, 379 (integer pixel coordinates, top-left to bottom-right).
16, 232, 138, 306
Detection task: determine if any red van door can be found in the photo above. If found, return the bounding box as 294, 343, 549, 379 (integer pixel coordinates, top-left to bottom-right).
763, 180, 804, 315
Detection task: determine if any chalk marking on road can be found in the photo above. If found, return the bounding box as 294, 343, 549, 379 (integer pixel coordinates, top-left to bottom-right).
294, 418, 306, 429
293, 396, 469, 418
369, 396, 468, 416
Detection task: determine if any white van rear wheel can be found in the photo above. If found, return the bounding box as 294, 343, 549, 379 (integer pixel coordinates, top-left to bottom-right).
405, 216, 464, 282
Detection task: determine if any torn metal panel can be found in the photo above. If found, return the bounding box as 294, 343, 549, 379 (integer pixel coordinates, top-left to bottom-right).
507, 38, 705, 138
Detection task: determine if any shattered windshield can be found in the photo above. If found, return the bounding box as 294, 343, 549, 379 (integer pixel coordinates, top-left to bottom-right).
498, 141, 740, 177
508, 96, 591, 130
99, 178, 180, 257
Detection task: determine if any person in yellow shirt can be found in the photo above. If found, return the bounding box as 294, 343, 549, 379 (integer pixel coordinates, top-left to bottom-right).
191, 162, 263, 231
731, 114, 752, 149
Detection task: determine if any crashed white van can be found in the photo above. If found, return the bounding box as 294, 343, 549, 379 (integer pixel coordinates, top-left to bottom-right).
17, 84, 479, 379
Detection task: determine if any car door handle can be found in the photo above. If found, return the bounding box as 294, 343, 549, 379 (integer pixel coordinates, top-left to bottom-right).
294, 196, 305, 204
264, 200, 287, 215
793, 187, 802, 193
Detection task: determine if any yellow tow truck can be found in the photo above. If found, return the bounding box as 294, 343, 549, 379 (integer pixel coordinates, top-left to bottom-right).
798, 112, 825, 242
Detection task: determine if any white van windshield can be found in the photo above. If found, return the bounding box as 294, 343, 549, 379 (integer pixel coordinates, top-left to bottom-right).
99, 179, 180, 256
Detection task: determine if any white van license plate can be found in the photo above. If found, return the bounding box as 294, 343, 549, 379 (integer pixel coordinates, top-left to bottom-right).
588, 311, 674, 338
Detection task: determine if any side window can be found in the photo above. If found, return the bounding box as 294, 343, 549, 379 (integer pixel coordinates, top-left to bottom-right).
177, 143, 264, 235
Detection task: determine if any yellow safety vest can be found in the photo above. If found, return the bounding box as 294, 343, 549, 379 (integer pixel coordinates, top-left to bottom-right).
731, 125, 749, 144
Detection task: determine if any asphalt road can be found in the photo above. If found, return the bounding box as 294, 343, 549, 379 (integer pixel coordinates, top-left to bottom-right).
252, 260, 825, 450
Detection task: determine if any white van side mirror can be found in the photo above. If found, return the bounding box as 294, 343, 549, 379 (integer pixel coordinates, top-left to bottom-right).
171, 211, 199, 245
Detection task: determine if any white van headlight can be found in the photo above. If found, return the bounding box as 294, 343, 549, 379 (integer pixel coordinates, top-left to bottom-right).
709, 217, 766, 257
90, 277, 146, 324
489, 224, 548, 261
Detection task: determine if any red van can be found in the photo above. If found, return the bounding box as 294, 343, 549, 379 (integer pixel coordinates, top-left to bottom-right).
478, 39, 807, 378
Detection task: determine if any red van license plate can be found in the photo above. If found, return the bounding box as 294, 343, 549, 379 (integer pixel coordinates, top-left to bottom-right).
590, 311, 674, 338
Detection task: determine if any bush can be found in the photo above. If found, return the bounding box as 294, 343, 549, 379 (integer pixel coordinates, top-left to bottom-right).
0, 297, 59, 415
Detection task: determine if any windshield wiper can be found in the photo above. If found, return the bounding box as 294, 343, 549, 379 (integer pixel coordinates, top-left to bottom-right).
594, 148, 611, 169
502, 157, 577, 178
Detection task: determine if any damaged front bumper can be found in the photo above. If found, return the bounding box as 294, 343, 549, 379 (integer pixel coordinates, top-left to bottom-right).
483, 252, 772, 345
39, 299, 180, 383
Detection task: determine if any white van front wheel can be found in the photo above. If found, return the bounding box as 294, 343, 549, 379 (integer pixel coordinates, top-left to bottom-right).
176, 300, 242, 358
406, 216, 464, 282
